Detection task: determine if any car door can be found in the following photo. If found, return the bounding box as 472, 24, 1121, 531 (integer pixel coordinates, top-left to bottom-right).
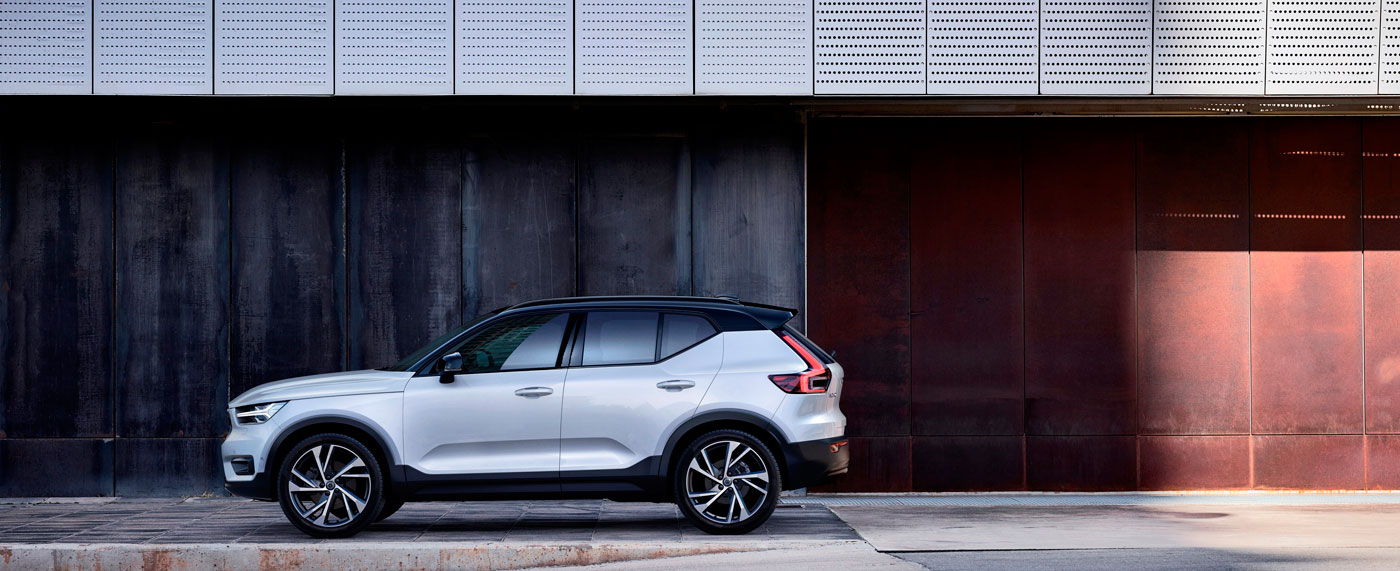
559, 311, 723, 476
401, 312, 572, 481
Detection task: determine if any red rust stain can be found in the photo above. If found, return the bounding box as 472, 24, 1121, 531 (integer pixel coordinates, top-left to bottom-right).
140, 550, 174, 571
258, 549, 304, 570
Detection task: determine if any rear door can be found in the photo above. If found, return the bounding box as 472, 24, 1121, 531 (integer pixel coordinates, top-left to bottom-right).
559, 311, 723, 477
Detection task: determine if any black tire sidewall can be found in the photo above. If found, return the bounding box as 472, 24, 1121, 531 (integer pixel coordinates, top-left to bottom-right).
276, 433, 385, 538
672, 429, 782, 535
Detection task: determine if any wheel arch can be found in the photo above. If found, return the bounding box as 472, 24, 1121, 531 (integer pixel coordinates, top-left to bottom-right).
659, 410, 792, 490
265, 415, 401, 498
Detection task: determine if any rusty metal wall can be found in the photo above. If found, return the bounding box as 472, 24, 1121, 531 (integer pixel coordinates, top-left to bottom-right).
809, 116, 1400, 491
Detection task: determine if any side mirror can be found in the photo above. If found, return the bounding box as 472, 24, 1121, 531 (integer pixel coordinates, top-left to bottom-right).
440, 352, 464, 383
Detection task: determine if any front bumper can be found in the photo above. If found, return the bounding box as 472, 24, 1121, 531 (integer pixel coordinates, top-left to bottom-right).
225, 470, 275, 501
782, 435, 849, 490
221, 410, 281, 501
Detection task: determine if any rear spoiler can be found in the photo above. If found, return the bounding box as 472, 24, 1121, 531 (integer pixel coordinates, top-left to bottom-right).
738, 301, 798, 330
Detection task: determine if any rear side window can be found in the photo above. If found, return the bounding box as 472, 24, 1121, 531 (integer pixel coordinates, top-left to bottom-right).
582, 311, 660, 366
659, 313, 717, 359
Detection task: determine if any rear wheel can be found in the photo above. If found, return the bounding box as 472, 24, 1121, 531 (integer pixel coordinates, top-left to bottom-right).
673, 429, 781, 535
277, 433, 385, 538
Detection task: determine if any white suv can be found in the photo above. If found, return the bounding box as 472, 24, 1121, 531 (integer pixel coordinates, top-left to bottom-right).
222, 296, 848, 537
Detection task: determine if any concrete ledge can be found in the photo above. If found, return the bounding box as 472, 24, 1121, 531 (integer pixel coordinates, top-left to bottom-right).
0, 541, 836, 570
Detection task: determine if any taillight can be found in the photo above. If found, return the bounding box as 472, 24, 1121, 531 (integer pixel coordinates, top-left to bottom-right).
769, 332, 830, 393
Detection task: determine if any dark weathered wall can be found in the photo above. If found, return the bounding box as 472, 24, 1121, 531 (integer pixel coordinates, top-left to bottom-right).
809, 116, 1400, 492
0, 100, 805, 496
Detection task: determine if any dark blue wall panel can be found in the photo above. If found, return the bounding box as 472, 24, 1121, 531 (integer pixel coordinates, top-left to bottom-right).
346, 132, 463, 370
0, 137, 114, 438
231, 134, 346, 396
114, 128, 230, 439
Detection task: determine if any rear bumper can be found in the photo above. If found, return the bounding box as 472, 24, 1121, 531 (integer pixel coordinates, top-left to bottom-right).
782, 436, 849, 490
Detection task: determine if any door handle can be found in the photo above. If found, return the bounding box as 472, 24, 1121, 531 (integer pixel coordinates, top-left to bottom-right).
514, 387, 554, 398
656, 379, 696, 392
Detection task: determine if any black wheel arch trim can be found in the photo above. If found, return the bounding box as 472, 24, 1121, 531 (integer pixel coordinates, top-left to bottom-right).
658, 410, 790, 480
264, 415, 405, 492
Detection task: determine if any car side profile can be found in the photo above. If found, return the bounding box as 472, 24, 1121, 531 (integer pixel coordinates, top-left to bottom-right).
221, 296, 848, 537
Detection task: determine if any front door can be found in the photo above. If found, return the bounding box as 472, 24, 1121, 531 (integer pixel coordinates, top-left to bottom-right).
402, 312, 571, 480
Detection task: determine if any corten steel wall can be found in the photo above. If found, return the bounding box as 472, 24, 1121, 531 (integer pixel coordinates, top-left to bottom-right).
0, 99, 805, 497
809, 116, 1400, 491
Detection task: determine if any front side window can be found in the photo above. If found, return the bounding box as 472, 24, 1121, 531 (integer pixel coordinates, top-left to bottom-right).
582, 311, 660, 366
444, 312, 569, 373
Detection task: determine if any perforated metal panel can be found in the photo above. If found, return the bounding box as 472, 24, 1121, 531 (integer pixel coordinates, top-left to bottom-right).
1040, 0, 1151, 94
1153, 0, 1265, 94
814, 0, 926, 93
1378, 0, 1399, 91
215, 0, 331, 93
0, 0, 90, 93
925, 0, 1038, 94
575, 0, 692, 94
94, 0, 212, 93
695, 0, 810, 94
1383, 0, 1394, 90
336, 0, 452, 93
1266, 0, 1380, 94
456, 0, 571, 93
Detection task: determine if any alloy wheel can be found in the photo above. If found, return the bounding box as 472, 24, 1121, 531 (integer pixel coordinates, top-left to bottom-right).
286, 443, 373, 528
684, 440, 770, 524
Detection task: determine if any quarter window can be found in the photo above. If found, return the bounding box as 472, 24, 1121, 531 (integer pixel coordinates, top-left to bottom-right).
659, 314, 717, 359
445, 313, 569, 373
582, 311, 660, 366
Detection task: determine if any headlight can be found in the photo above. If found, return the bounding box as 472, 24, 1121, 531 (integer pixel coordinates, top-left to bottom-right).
234, 402, 287, 425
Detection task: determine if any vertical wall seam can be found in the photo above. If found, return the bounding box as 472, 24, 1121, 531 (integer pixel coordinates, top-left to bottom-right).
110, 132, 118, 495
1361, 118, 1368, 488
1020, 122, 1029, 489
1247, 119, 1255, 489
340, 137, 349, 371
1132, 121, 1141, 489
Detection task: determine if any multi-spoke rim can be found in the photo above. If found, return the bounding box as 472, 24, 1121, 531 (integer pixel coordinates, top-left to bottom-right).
286, 444, 372, 528
684, 440, 770, 525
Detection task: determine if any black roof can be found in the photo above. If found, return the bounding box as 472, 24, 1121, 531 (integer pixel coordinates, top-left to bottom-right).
502, 295, 797, 330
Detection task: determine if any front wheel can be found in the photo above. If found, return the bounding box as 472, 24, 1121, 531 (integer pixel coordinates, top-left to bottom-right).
673, 429, 782, 534
277, 433, 385, 538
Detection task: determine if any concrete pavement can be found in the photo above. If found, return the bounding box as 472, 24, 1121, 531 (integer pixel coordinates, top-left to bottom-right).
7, 494, 1400, 569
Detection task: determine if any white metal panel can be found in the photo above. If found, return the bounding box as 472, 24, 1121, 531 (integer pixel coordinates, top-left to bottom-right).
94, 0, 212, 93
456, 0, 572, 94
575, 0, 693, 94
695, 0, 811, 94
1386, 0, 1400, 92
1266, 0, 1379, 94
814, 0, 926, 94
214, 0, 331, 94
925, 0, 1038, 94
1153, 0, 1265, 94
0, 0, 90, 93
1040, 0, 1151, 94
335, 0, 453, 94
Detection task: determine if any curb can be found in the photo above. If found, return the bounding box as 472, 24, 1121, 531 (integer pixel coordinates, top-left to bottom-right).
0, 541, 830, 570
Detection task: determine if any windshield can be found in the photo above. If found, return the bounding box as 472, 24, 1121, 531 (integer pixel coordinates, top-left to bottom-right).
379, 311, 500, 371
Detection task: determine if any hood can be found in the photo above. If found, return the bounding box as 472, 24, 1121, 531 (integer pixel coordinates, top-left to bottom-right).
229, 369, 416, 408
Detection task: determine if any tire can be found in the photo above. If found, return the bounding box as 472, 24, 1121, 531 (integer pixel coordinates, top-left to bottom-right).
277, 433, 385, 538
673, 429, 782, 535
375, 497, 405, 522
